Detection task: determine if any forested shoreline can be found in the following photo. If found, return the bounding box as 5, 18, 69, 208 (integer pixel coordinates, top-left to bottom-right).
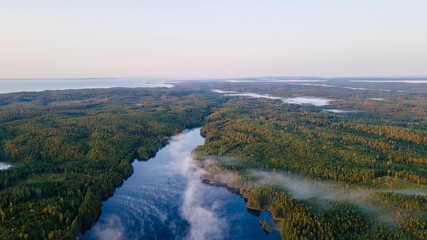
0, 82, 425, 239
192, 82, 426, 239
0, 87, 222, 239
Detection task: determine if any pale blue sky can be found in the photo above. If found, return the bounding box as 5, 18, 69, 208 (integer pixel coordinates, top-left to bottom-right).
1, 1, 426, 78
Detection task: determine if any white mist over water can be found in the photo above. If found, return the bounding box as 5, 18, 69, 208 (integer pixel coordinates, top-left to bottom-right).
90, 215, 126, 240
283, 97, 334, 106
322, 109, 358, 114
81, 128, 280, 240
212, 89, 335, 106
167, 130, 228, 240
181, 177, 227, 240
302, 83, 336, 88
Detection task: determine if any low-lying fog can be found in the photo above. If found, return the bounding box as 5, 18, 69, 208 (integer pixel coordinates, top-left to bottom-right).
322, 109, 359, 114
0, 162, 12, 171
212, 89, 335, 106
194, 155, 426, 225
83, 129, 281, 240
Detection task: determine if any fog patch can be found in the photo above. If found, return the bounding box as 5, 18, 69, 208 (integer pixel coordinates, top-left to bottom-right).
194, 154, 362, 201
380, 188, 427, 195
301, 83, 336, 88
211, 89, 236, 94
283, 97, 334, 106
322, 109, 359, 114
164, 131, 228, 240
251, 171, 425, 199
343, 87, 368, 91
90, 215, 125, 240
250, 170, 425, 226
191, 154, 258, 192
212, 89, 335, 106
0, 162, 12, 171
193, 153, 427, 229
193, 154, 427, 228
249, 170, 372, 202
194, 154, 426, 200
165, 129, 203, 176
227, 92, 282, 100
226, 80, 254, 83
342, 87, 393, 93
200, 155, 241, 167
181, 176, 227, 240
297, 83, 397, 93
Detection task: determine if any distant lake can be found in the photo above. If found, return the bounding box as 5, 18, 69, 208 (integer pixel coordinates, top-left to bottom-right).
0, 78, 174, 94
81, 128, 280, 240
0, 162, 12, 171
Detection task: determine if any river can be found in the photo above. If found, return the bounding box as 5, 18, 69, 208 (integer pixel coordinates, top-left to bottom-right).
81, 128, 280, 240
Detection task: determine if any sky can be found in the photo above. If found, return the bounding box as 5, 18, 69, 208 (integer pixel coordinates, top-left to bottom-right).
1, 0, 427, 79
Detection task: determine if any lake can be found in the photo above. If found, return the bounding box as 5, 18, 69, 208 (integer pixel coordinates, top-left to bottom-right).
81, 128, 280, 240
0, 78, 174, 94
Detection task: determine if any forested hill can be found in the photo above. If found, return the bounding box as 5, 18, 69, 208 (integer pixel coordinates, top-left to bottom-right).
0, 87, 222, 240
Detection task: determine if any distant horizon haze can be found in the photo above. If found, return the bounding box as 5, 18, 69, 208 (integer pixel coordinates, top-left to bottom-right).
1, 76, 427, 81
1, 1, 427, 78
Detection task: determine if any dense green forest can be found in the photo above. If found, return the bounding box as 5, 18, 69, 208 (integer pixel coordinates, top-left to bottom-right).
192, 82, 426, 239
0, 87, 222, 239
0, 82, 425, 239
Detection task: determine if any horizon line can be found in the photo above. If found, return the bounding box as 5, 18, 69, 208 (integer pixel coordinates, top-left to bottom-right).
1, 75, 427, 81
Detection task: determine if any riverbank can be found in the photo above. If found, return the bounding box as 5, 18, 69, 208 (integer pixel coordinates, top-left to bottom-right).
191, 151, 284, 235
82, 128, 280, 240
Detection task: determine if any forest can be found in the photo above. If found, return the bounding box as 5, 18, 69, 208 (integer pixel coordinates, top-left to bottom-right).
0, 81, 426, 239
0, 87, 222, 239
192, 81, 426, 239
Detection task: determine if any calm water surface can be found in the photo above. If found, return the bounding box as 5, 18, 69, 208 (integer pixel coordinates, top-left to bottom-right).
0, 78, 174, 94
81, 128, 280, 240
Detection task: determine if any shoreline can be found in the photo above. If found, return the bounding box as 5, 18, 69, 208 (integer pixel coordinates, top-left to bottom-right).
79, 127, 204, 238
195, 166, 284, 235
78, 128, 200, 238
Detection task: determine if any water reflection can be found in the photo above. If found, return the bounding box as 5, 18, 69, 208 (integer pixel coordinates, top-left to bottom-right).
82, 128, 280, 240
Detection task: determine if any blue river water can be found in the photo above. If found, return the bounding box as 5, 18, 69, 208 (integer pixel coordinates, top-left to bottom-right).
81, 128, 280, 240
